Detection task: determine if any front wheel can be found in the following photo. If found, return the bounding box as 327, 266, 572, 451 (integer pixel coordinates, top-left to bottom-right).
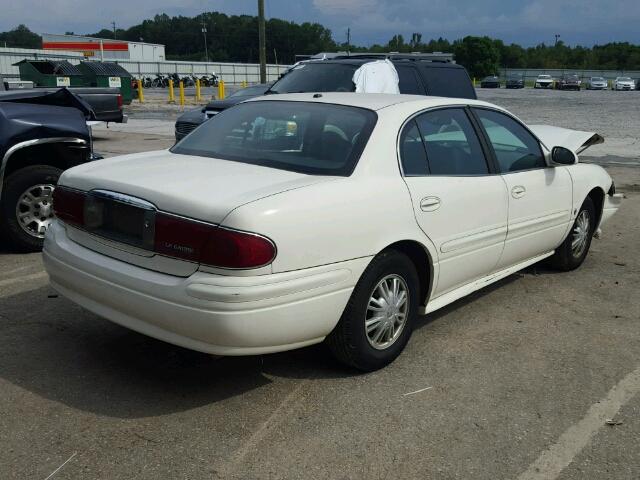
326, 250, 420, 371
547, 197, 596, 271
0, 165, 62, 252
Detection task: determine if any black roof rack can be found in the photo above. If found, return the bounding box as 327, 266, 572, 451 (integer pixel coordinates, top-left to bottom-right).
330, 52, 453, 63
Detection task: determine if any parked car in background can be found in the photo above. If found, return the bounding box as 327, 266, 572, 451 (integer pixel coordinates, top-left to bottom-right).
534, 74, 554, 89
505, 74, 525, 89
45, 93, 622, 371
557, 74, 581, 91
175, 83, 272, 141
613, 77, 635, 91
480, 76, 500, 88
0, 89, 94, 251
586, 77, 608, 90
174, 54, 476, 141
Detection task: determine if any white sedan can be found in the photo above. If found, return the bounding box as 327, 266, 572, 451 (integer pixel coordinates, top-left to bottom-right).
613, 77, 635, 91
43, 93, 622, 371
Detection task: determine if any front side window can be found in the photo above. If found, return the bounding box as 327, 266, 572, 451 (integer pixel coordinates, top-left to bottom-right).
473, 108, 545, 173
414, 108, 488, 175
269, 63, 357, 93
171, 101, 377, 176
396, 66, 426, 95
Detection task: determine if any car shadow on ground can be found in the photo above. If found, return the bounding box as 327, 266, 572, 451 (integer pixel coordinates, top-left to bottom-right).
0, 268, 546, 419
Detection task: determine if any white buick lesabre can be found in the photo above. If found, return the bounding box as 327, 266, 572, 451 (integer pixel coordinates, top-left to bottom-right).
44, 93, 622, 371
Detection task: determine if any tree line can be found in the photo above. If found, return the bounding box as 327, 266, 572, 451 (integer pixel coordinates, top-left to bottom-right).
2, 16, 640, 78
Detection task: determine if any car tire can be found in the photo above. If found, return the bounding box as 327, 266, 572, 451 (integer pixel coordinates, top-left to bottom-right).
326, 249, 420, 371
547, 196, 596, 271
0, 165, 62, 252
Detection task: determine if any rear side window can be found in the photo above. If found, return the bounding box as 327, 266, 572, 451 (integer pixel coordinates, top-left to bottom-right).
400, 121, 429, 175
412, 108, 488, 176
473, 109, 545, 173
420, 67, 477, 99
396, 66, 426, 95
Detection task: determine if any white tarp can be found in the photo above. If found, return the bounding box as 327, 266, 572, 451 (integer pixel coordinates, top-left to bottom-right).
352, 59, 400, 94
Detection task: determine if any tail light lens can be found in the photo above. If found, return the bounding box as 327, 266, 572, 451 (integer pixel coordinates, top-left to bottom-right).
52, 187, 85, 227
117, 94, 123, 109
53, 188, 276, 269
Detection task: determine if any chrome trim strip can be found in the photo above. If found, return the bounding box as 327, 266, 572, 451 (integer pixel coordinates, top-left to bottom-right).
0, 137, 87, 202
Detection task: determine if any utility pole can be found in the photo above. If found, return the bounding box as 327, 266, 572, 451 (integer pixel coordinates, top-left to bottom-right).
347, 28, 351, 54
258, 0, 267, 83
554, 34, 560, 46
202, 20, 209, 62
112, 22, 117, 40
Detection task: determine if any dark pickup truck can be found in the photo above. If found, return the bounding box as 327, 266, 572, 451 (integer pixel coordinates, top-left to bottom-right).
0, 89, 95, 251
1, 77, 126, 123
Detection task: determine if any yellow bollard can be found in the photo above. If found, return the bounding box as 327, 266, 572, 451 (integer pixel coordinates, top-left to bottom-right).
473, 77, 476, 87
168, 79, 175, 103
179, 80, 185, 107
217, 80, 225, 100
137, 78, 144, 103
241, 80, 247, 88
195, 78, 202, 102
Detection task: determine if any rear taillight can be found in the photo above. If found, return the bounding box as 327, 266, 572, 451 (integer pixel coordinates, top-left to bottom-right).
52, 187, 85, 227
117, 94, 123, 109
53, 189, 276, 269
154, 213, 276, 269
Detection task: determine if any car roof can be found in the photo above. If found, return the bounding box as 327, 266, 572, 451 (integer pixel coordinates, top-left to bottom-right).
246, 92, 495, 112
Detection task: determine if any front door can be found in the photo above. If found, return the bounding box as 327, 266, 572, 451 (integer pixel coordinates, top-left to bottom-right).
400, 107, 509, 297
472, 108, 573, 270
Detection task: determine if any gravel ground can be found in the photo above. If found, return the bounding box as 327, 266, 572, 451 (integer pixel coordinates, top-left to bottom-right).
1, 88, 639, 479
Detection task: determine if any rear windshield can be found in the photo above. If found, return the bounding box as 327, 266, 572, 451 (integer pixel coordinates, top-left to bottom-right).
171, 101, 377, 176
269, 63, 357, 93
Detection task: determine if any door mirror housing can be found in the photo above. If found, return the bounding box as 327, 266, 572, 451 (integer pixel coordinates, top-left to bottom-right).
551, 146, 578, 165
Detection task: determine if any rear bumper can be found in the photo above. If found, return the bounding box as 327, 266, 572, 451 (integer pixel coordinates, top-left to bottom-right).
43, 221, 369, 355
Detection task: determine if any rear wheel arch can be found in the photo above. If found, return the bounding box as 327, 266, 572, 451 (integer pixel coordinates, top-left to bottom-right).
379, 240, 433, 307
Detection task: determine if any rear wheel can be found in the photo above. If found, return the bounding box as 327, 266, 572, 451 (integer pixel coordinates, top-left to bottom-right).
547, 197, 596, 271
326, 250, 420, 371
0, 165, 62, 252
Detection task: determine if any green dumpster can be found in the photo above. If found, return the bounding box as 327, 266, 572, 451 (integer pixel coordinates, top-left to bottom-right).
78, 61, 133, 104
14, 60, 84, 87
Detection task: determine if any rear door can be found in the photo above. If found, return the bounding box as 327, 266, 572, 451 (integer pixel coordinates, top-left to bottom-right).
471, 107, 573, 270
400, 107, 508, 297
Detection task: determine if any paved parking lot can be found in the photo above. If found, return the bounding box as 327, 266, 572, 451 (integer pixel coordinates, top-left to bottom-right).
1, 89, 639, 479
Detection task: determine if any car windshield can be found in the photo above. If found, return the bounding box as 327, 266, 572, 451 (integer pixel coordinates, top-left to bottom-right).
538, 75, 551, 79
619, 77, 632, 81
591, 77, 604, 81
171, 101, 377, 176
269, 63, 357, 93
228, 85, 270, 98
508, 75, 522, 79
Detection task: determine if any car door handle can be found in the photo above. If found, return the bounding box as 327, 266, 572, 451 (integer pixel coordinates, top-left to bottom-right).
511, 186, 526, 199
420, 196, 441, 212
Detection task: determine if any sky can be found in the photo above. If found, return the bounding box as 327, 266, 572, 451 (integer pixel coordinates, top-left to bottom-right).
2, 0, 640, 47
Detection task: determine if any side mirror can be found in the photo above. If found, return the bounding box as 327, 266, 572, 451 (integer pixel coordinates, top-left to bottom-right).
551, 146, 578, 165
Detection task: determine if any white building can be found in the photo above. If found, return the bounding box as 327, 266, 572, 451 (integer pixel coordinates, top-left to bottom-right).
41, 33, 165, 62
